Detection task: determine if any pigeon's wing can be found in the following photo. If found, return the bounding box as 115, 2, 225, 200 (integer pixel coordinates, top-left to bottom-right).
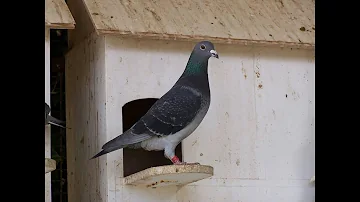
100, 85, 202, 150
132, 85, 203, 137
47, 116, 66, 128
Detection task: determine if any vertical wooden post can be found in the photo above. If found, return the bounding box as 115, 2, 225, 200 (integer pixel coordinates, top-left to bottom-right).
45, 27, 52, 202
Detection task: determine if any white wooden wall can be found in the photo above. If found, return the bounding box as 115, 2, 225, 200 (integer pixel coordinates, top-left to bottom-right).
65, 33, 108, 202
45, 27, 52, 202
66, 34, 315, 202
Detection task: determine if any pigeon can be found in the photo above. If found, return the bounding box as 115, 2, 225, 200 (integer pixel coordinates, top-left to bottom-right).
91, 41, 219, 165
45, 102, 68, 129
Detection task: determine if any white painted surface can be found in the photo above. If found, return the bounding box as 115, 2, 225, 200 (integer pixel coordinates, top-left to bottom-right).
65, 33, 108, 202
45, 27, 51, 202
66, 35, 315, 202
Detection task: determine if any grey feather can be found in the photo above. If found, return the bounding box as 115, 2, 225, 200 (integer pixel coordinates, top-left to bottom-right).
132, 85, 203, 137
45, 102, 68, 129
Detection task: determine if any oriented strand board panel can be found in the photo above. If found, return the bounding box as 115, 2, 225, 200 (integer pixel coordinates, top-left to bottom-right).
82, 0, 314, 48
46, 0, 75, 29
124, 165, 213, 187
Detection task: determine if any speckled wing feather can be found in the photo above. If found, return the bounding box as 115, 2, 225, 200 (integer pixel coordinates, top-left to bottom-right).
132, 85, 202, 136
101, 85, 202, 150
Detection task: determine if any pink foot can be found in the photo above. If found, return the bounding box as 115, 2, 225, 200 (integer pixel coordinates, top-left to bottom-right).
175, 162, 200, 165
171, 156, 200, 165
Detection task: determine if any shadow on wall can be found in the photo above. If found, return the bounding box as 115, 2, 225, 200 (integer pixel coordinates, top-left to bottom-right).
122, 98, 182, 177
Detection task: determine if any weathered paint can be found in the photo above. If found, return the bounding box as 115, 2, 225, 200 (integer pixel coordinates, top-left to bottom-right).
66, 34, 315, 202
45, 27, 51, 202
65, 33, 108, 202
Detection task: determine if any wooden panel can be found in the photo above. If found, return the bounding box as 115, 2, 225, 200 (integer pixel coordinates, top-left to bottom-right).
253, 47, 315, 180
65, 33, 107, 202
177, 180, 315, 202
67, 0, 96, 48
45, 28, 52, 202
45, 0, 75, 29
81, 0, 314, 48
65, 36, 314, 201
103, 37, 314, 201
124, 164, 213, 187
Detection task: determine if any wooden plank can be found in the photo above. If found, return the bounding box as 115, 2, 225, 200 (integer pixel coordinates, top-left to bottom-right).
124, 164, 213, 187
67, 0, 96, 48
45, 28, 52, 202
65, 33, 107, 202
46, 0, 76, 29
81, 0, 314, 49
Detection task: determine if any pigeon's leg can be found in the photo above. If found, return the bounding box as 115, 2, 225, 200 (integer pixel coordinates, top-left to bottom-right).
164, 146, 200, 165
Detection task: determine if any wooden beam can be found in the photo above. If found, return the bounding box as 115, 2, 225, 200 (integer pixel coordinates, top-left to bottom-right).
45, 0, 76, 29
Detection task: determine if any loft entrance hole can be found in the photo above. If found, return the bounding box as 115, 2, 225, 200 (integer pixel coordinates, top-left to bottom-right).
122, 98, 183, 177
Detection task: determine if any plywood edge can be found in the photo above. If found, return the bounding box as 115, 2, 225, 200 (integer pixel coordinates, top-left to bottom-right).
97, 30, 314, 50
45, 0, 76, 29
45, 158, 56, 174
124, 164, 213, 187
45, 23, 75, 29
80, 0, 314, 49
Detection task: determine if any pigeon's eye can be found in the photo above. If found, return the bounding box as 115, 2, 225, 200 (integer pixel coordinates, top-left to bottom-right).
200, 44, 206, 50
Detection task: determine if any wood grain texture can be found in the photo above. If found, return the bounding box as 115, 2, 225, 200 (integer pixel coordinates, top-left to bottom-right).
124, 164, 213, 187
46, 0, 76, 29
45, 28, 52, 202
65, 33, 108, 202
81, 0, 314, 48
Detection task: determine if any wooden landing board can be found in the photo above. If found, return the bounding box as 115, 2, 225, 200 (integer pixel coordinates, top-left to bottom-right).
124, 164, 213, 188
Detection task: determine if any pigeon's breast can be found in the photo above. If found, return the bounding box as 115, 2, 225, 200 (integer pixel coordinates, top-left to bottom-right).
176, 100, 210, 138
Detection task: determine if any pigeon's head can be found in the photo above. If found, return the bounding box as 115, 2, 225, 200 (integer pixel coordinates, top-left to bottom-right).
192, 41, 219, 59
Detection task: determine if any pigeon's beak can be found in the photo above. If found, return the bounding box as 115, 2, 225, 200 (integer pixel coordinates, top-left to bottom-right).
210, 50, 219, 59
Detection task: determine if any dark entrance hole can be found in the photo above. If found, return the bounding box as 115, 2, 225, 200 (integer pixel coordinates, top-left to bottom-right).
122, 98, 182, 177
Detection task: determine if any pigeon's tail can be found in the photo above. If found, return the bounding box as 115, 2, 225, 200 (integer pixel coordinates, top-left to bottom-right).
90, 130, 152, 160
90, 145, 125, 159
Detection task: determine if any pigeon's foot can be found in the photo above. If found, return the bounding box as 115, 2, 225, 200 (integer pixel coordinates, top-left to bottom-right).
171, 156, 200, 165
171, 155, 181, 164
174, 162, 200, 165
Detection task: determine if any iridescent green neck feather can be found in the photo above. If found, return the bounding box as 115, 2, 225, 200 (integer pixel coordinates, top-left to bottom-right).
182, 53, 209, 76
